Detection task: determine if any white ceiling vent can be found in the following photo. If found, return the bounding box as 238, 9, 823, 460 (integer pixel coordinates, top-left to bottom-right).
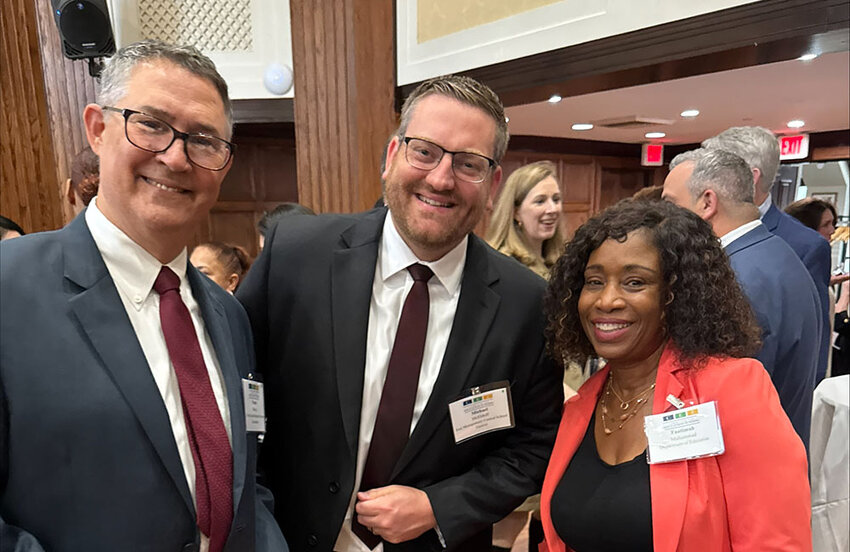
592, 116, 675, 129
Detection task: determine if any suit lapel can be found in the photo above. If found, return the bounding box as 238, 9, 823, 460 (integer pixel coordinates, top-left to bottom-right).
62, 216, 195, 514
649, 344, 690, 552
332, 211, 385, 456
392, 236, 500, 478
189, 267, 247, 518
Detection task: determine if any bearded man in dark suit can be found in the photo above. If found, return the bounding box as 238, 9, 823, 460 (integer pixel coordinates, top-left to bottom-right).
238, 75, 563, 552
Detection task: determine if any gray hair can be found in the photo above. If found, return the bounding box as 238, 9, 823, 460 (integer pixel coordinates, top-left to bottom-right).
396, 75, 509, 163
97, 39, 232, 132
669, 149, 703, 171
680, 148, 754, 204
701, 126, 779, 194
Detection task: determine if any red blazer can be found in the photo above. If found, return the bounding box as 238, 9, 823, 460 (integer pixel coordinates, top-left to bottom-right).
540, 344, 812, 552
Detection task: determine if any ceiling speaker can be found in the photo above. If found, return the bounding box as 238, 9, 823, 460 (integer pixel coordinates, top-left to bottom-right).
50, 0, 115, 60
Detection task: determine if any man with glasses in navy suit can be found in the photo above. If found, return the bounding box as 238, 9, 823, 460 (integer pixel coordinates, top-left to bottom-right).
0, 40, 287, 552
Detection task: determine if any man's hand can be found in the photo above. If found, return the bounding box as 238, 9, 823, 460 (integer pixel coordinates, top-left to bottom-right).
355, 485, 437, 544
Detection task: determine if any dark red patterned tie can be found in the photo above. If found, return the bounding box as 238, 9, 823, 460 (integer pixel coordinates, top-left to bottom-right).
352, 263, 433, 549
154, 267, 233, 552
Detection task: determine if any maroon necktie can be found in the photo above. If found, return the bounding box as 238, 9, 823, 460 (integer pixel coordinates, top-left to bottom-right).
352, 263, 433, 549
154, 267, 233, 552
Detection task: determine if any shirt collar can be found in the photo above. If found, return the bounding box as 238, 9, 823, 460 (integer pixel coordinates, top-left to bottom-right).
379, 213, 467, 297
720, 219, 763, 248
85, 197, 188, 310
757, 193, 772, 219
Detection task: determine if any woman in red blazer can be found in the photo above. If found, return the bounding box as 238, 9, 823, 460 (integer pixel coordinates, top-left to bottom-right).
540, 200, 811, 552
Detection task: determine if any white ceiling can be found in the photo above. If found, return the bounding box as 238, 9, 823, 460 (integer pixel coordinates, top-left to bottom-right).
505, 51, 850, 145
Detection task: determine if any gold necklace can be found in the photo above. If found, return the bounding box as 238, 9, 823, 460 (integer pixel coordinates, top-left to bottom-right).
600, 375, 655, 435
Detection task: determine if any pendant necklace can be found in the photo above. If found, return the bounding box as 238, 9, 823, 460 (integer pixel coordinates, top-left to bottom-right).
600, 375, 656, 435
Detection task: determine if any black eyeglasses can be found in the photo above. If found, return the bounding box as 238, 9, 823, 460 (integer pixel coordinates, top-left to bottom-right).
402, 137, 496, 183
101, 106, 235, 171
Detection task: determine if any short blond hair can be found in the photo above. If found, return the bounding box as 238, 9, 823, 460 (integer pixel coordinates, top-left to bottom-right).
396, 75, 509, 162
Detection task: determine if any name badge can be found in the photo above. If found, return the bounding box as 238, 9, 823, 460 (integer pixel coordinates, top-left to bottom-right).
643, 400, 724, 464
448, 381, 515, 444
242, 378, 266, 433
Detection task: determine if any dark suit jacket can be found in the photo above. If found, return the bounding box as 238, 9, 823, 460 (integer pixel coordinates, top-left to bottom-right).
726, 223, 819, 447
237, 208, 563, 552
763, 203, 831, 382
0, 215, 287, 552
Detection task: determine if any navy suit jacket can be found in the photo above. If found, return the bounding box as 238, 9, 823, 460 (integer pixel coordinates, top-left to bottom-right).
0, 215, 287, 552
763, 203, 831, 382
237, 208, 563, 552
726, 223, 819, 447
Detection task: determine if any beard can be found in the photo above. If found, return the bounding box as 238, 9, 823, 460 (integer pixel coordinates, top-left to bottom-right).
383, 167, 488, 260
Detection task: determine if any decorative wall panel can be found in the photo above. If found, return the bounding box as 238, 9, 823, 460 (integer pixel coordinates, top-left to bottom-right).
138, 0, 253, 51
109, 0, 293, 100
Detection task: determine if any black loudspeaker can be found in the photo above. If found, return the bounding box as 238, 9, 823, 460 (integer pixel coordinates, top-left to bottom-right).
50, 0, 115, 60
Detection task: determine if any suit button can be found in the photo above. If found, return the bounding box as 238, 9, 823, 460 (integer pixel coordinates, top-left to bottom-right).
307, 534, 318, 546
329, 481, 340, 493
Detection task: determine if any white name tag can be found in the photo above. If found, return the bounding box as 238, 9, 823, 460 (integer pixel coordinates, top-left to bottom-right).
643, 400, 724, 464
448, 381, 515, 444
242, 378, 266, 433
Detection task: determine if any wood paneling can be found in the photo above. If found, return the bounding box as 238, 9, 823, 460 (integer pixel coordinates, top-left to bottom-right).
191, 130, 299, 259
32, 0, 98, 225
290, 0, 396, 214
813, 146, 850, 161
0, 0, 64, 233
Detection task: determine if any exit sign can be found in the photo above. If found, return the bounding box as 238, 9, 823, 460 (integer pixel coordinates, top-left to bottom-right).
779, 134, 809, 160
642, 144, 664, 166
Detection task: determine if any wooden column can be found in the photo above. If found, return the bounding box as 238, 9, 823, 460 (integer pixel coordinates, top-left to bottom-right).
290, 0, 396, 214
0, 0, 64, 233
32, 0, 99, 225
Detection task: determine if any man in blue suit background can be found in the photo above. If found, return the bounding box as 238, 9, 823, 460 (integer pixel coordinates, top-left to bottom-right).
703, 126, 831, 383
663, 148, 819, 448
0, 40, 287, 552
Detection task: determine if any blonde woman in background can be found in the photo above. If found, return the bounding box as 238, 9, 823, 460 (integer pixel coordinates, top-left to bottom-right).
487, 161, 565, 279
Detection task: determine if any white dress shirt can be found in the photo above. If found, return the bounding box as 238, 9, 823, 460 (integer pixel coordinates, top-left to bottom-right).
86, 198, 231, 551
334, 214, 467, 552
719, 219, 763, 248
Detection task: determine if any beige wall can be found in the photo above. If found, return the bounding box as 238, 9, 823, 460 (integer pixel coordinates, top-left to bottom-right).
417, 0, 560, 42
398, 0, 762, 85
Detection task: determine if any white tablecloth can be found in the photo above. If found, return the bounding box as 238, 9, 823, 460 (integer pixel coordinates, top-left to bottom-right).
811, 375, 849, 552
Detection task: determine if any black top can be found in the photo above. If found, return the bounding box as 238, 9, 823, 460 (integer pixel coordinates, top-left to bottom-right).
551, 415, 653, 552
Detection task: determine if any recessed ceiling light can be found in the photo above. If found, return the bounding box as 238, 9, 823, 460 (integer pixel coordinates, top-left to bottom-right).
548, 94, 562, 104
787, 120, 805, 128
571, 123, 593, 131
798, 53, 818, 61
645, 132, 666, 139
680, 109, 700, 118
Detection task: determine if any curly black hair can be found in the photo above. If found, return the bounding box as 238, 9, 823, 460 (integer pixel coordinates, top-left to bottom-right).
545, 199, 762, 368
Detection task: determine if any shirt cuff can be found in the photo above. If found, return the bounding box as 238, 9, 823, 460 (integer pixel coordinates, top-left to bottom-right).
433, 524, 447, 548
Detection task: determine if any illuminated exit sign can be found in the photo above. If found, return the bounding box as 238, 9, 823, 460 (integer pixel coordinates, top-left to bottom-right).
779, 134, 809, 160
641, 143, 664, 166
